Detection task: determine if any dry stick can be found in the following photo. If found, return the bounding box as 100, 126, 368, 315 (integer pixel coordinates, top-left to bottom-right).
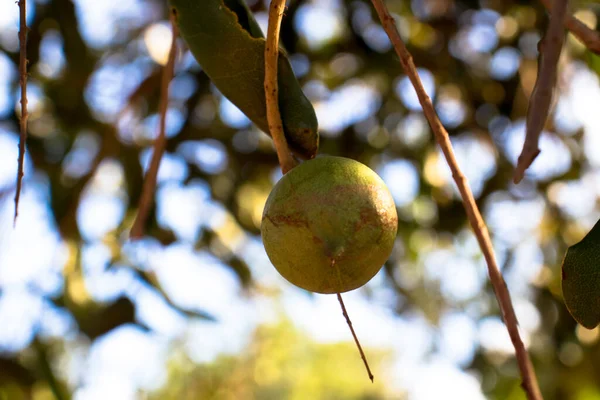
337, 293, 374, 382
265, 0, 297, 174
15, 0, 28, 226
540, 0, 600, 55
369, 2, 543, 400
130, 15, 178, 239
514, 0, 568, 184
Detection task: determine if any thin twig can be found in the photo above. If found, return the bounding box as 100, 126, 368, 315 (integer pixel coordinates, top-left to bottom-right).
130, 14, 178, 239
332, 259, 374, 381
265, 0, 297, 174
337, 293, 374, 382
540, 0, 600, 55
369, 2, 543, 399
15, 0, 28, 226
515, 0, 568, 184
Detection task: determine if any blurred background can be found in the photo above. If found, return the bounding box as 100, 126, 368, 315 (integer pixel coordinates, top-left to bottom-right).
0, 0, 599, 398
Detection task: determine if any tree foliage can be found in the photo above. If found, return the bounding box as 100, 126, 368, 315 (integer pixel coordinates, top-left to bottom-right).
1, 0, 600, 399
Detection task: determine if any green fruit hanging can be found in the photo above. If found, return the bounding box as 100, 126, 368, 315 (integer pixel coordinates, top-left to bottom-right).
261, 156, 398, 294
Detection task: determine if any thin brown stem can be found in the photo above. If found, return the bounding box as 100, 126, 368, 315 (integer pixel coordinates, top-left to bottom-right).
265, 0, 297, 174
15, 0, 28, 226
369, 2, 542, 399
337, 292, 374, 382
332, 258, 373, 381
515, 0, 568, 184
130, 14, 178, 239
540, 0, 600, 55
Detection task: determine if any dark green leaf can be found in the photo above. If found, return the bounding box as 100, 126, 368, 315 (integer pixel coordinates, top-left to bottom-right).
77, 297, 140, 340
170, 0, 319, 159
562, 219, 600, 328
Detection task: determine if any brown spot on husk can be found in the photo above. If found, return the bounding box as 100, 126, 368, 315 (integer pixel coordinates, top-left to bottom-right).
264, 213, 309, 228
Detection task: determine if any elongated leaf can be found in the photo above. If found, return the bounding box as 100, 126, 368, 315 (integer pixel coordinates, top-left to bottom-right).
562, 219, 600, 328
170, 0, 319, 159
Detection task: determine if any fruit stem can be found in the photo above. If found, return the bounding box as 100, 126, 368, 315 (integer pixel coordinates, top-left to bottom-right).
336, 292, 374, 382
265, 0, 298, 174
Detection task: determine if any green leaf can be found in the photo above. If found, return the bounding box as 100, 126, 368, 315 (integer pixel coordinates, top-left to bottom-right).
170, 0, 319, 159
562, 219, 600, 328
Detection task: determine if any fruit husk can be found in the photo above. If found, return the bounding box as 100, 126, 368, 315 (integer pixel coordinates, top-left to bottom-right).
261, 156, 398, 294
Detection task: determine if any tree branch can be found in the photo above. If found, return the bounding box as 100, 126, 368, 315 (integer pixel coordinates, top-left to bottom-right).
265, 0, 297, 174
130, 14, 178, 239
15, 0, 29, 226
540, 0, 600, 55
515, 0, 568, 184
369, 2, 543, 399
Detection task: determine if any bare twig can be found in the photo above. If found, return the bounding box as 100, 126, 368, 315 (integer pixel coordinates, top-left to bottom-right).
130, 14, 178, 239
515, 0, 568, 184
337, 293, 374, 382
15, 0, 28, 226
369, 2, 543, 399
540, 0, 600, 55
265, 0, 297, 174
332, 257, 373, 380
